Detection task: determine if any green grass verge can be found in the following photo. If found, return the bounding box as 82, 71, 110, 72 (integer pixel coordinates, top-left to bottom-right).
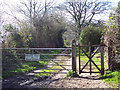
100, 71, 120, 88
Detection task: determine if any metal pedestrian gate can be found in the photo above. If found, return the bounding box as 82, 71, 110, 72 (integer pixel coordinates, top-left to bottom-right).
78, 42, 105, 75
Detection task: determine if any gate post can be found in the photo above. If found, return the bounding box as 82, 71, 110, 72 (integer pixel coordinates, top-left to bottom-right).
78, 43, 81, 74
89, 42, 92, 75
72, 39, 76, 72
101, 46, 104, 75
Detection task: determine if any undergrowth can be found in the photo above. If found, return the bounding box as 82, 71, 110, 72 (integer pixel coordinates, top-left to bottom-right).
66, 70, 79, 77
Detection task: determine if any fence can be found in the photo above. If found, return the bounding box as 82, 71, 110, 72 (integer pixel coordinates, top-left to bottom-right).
2, 39, 107, 78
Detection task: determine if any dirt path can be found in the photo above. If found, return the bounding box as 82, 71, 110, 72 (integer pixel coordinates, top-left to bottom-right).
2, 51, 112, 89
26, 57, 111, 88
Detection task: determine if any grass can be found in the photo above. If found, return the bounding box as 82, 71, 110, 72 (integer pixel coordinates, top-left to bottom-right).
35, 66, 60, 77
100, 71, 120, 88
3, 60, 49, 78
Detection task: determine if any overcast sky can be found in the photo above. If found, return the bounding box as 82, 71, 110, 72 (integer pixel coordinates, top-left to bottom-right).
0, 0, 120, 24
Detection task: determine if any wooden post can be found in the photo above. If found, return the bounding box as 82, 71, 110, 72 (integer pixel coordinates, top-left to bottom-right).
32, 49, 34, 71
101, 46, 104, 75
89, 42, 92, 75
107, 46, 112, 70
78, 43, 81, 74
72, 39, 76, 72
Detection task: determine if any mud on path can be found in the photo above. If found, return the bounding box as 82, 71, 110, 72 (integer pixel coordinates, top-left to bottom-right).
2, 50, 112, 89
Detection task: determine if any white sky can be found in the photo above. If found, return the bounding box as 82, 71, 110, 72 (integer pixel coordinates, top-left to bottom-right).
0, 0, 65, 24
0, 0, 120, 24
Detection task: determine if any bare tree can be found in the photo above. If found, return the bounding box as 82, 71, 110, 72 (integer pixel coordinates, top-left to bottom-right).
0, 2, 5, 47
60, 0, 112, 40
0, 3, 4, 31
17, 0, 55, 25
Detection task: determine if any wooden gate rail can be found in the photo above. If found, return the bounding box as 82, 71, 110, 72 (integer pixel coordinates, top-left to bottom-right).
2, 48, 72, 50
8, 59, 71, 61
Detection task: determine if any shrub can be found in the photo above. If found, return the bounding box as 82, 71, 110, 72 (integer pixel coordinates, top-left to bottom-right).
80, 26, 102, 52
6, 32, 24, 48
66, 70, 79, 77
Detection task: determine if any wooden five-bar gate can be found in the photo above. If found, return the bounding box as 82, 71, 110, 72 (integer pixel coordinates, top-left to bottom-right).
2, 48, 72, 76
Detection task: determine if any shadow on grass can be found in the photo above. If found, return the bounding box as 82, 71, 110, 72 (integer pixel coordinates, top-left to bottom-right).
99, 75, 114, 79
99, 71, 114, 80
